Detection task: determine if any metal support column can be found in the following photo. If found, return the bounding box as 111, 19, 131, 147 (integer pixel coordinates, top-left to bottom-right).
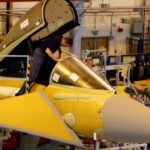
6, 2, 11, 33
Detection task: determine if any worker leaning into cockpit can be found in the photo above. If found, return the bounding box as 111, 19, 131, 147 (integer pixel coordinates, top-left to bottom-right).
15, 34, 73, 96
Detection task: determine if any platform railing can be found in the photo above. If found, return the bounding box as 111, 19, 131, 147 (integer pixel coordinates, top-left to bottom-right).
0, 55, 29, 95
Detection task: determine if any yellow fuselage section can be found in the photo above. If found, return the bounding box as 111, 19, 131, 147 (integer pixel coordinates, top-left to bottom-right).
31, 83, 114, 139
0, 80, 116, 139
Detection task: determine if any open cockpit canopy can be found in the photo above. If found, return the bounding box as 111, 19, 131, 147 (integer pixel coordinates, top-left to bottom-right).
50, 56, 114, 91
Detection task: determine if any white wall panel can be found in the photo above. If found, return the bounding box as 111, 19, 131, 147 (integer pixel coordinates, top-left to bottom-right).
88, 0, 135, 7
80, 0, 147, 55
0, 3, 6, 35
13, 2, 38, 25
0, 0, 149, 55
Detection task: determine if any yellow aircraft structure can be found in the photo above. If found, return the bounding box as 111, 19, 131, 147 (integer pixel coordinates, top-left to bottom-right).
0, 0, 150, 149
1, 56, 150, 148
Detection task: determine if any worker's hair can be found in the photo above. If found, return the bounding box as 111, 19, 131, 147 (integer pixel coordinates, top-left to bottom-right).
64, 37, 73, 46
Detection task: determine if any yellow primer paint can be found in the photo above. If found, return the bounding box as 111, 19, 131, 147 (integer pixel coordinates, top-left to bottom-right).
135, 79, 150, 87
0, 80, 129, 140
0, 79, 24, 88
115, 86, 130, 97
43, 84, 113, 138
0, 91, 82, 147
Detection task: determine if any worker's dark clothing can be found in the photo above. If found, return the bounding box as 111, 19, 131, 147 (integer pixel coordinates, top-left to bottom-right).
16, 35, 62, 95
40, 34, 62, 54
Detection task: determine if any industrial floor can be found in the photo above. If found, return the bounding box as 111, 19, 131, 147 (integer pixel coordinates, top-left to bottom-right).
37, 143, 60, 150
37, 141, 74, 150
3, 134, 72, 150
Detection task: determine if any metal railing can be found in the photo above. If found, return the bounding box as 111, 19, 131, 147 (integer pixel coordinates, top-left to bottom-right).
0, 55, 30, 95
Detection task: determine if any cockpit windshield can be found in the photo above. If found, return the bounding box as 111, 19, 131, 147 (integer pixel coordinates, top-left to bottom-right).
49, 56, 114, 91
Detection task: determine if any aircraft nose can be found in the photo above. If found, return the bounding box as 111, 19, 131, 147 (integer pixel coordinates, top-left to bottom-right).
102, 93, 150, 143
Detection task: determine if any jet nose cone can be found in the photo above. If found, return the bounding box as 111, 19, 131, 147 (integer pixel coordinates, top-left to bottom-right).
102, 93, 150, 143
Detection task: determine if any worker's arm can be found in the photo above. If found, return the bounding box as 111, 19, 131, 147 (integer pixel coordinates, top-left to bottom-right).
45, 48, 62, 61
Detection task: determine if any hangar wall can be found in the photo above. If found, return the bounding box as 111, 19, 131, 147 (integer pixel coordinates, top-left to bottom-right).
0, 0, 149, 56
